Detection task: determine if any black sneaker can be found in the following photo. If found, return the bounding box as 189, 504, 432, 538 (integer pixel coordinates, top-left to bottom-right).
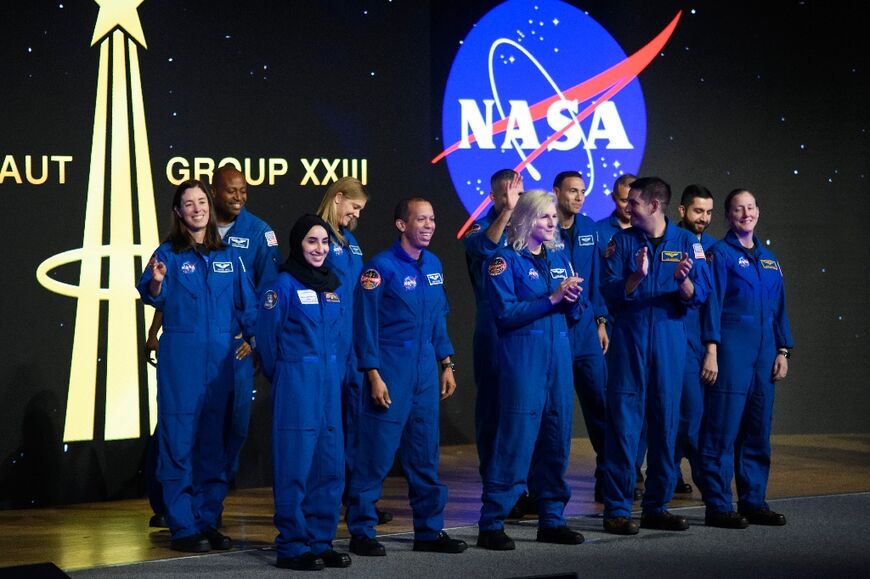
739, 508, 787, 526
315, 549, 352, 568
276, 552, 325, 571
603, 517, 639, 535
149, 514, 167, 528
640, 511, 689, 531
170, 533, 211, 552
201, 527, 232, 550
413, 531, 468, 553
536, 525, 584, 545
349, 535, 386, 556
705, 511, 749, 529
476, 529, 515, 550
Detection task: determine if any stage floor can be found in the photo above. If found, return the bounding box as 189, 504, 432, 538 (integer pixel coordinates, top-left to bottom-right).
2, 433, 869, 572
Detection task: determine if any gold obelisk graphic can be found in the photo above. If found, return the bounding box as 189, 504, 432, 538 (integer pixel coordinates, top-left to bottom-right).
36, 0, 159, 442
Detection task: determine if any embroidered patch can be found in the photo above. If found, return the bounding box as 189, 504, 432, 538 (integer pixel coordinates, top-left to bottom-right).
661, 250, 682, 263
693, 242, 705, 260
760, 259, 779, 271
181, 261, 196, 274
332, 244, 344, 256
738, 256, 750, 268
324, 292, 341, 303
403, 275, 417, 290
228, 236, 249, 249
550, 267, 568, 280
265, 230, 278, 247
528, 268, 539, 280
263, 290, 278, 310
605, 239, 616, 258
426, 273, 444, 285
463, 223, 481, 239
578, 235, 594, 247
488, 256, 507, 276
359, 269, 381, 290
297, 289, 318, 305
349, 244, 363, 256
213, 261, 233, 273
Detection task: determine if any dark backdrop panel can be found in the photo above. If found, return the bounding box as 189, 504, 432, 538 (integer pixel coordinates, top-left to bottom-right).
0, 0, 867, 507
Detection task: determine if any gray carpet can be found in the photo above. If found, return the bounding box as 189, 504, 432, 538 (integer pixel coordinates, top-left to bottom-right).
68, 493, 870, 578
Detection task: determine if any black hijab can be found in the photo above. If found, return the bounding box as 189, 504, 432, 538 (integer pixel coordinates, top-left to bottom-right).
279, 214, 340, 292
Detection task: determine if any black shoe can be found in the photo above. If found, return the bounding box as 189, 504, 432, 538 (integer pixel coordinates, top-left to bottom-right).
376, 508, 393, 525
674, 478, 693, 494
705, 511, 749, 529
476, 529, 516, 550
640, 511, 689, 531
603, 517, 639, 535
276, 552, 325, 571
201, 526, 232, 550
349, 535, 386, 556
740, 508, 787, 526
170, 533, 211, 553
537, 525, 585, 545
315, 549, 352, 568
633, 487, 644, 502
149, 514, 167, 528
413, 531, 468, 553
594, 480, 603, 503
507, 492, 536, 519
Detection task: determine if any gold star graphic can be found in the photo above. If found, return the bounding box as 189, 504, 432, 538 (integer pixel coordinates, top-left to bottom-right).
91, 0, 147, 48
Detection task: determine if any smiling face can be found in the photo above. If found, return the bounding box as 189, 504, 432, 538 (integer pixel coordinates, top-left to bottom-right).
530, 201, 558, 247
397, 200, 436, 251
680, 197, 714, 235
335, 193, 367, 230
301, 224, 330, 268
554, 176, 586, 217
726, 191, 760, 236
212, 168, 247, 224
613, 182, 632, 224
175, 187, 210, 235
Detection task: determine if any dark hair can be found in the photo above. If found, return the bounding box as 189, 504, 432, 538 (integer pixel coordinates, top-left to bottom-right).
393, 197, 431, 223
630, 176, 671, 207
680, 184, 713, 207
490, 168, 517, 191
553, 170, 584, 190
613, 173, 637, 192
166, 179, 225, 253
723, 188, 756, 212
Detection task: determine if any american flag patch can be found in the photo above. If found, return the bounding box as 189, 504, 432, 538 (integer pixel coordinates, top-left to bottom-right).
265, 230, 278, 247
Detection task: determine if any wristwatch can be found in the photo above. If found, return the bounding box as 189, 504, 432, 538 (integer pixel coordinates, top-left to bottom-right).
595, 316, 607, 327
777, 349, 791, 359
441, 361, 456, 371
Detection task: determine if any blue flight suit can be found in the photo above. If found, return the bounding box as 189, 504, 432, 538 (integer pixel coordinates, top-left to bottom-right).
137, 243, 256, 540
600, 219, 711, 518
221, 208, 281, 481
256, 272, 344, 558
324, 227, 365, 479
674, 229, 717, 483
558, 216, 609, 488
346, 240, 453, 541
595, 212, 648, 475
479, 245, 582, 531
697, 231, 793, 515
461, 206, 507, 477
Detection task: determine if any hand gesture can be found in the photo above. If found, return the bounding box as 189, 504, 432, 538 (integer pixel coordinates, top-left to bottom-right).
505, 173, 523, 211
635, 247, 649, 278
675, 252, 693, 282
369, 371, 392, 408
151, 258, 167, 283
550, 276, 582, 305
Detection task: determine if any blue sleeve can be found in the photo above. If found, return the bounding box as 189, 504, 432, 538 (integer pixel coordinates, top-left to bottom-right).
234, 254, 258, 341
601, 235, 638, 307
254, 284, 284, 381
701, 249, 727, 345
432, 279, 454, 361
589, 242, 608, 319
463, 224, 499, 260
136, 246, 169, 309
684, 242, 712, 308
252, 225, 281, 295
354, 262, 384, 370
485, 254, 554, 331
774, 267, 794, 350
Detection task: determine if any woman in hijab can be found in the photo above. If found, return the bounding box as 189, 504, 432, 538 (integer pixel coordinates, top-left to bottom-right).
256, 214, 350, 571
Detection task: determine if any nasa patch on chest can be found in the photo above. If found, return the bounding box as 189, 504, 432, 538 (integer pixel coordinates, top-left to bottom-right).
332, 244, 344, 256
528, 268, 539, 280
426, 273, 443, 285
403, 276, 417, 290
738, 256, 750, 268
181, 261, 196, 274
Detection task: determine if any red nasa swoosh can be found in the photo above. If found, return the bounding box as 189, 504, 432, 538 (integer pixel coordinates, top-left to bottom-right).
436, 11, 682, 239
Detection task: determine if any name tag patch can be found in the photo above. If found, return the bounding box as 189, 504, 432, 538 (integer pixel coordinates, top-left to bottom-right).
661, 250, 682, 263
426, 273, 443, 285
349, 244, 363, 255
228, 236, 249, 249
550, 268, 568, 280
760, 259, 779, 271
297, 289, 318, 305
578, 235, 594, 247
213, 261, 233, 273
